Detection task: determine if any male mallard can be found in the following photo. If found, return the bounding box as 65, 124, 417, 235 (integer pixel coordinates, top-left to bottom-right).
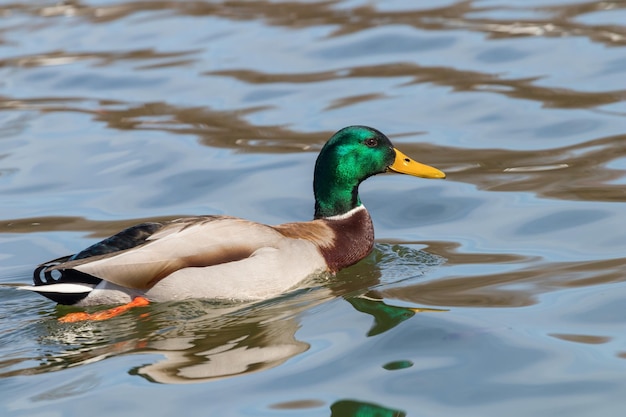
21, 126, 445, 311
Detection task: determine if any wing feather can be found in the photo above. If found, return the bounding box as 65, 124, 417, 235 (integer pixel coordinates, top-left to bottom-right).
70, 217, 285, 290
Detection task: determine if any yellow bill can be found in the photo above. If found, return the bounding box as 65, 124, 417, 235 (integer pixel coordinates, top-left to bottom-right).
388, 148, 446, 179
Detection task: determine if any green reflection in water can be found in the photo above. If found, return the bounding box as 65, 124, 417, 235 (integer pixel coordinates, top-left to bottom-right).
382, 360, 414, 371
330, 399, 406, 417
346, 295, 447, 337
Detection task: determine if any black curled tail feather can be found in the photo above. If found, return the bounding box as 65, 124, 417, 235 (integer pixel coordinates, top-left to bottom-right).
33, 255, 73, 286
33, 255, 102, 287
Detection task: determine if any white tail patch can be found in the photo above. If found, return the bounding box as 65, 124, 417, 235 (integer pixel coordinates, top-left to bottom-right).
18, 283, 95, 294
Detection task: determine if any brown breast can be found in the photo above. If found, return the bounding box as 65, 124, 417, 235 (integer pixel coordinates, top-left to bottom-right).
274, 206, 374, 273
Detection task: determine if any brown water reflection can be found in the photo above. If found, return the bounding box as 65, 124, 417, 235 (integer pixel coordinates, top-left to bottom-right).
0, 97, 332, 152
1, 0, 626, 415
410, 132, 626, 202
2, 93, 625, 203
209, 64, 626, 109
382, 247, 626, 308
6, 1, 626, 48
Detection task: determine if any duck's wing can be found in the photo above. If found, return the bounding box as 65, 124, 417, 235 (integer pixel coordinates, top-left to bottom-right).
72, 222, 165, 260
43, 216, 288, 291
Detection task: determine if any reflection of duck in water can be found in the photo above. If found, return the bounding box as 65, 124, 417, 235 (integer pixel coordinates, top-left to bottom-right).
330, 399, 406, 417
130, 299, 311, 384
347, 293, 446, 337
20, 126, 445, 320
131, 293, 442, 384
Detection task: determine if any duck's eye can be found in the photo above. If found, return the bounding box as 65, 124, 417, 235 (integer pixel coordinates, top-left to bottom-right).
364, 137, 378, 147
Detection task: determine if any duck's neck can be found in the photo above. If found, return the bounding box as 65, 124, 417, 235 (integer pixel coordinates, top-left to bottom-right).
314, 194, 361, 219
313, 169, 363, 219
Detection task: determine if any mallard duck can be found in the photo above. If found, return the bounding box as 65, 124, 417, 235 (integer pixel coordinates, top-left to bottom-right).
21, 126, 445, 311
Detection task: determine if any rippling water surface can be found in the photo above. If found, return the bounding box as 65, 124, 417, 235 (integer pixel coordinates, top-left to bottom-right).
1, 1, 626, 416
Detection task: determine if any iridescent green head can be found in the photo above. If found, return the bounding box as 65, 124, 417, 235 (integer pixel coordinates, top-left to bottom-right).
313, 126, 445, 219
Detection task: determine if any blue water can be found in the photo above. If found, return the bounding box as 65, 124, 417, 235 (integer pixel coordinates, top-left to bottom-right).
1, 1, 626, 416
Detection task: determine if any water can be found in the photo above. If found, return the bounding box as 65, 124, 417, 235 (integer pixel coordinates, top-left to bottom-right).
1, 0, 626, 415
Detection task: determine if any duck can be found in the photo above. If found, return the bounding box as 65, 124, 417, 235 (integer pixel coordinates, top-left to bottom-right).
20, 126, 445, 315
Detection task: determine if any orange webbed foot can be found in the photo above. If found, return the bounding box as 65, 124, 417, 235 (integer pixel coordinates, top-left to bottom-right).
58, 296, 150, 323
